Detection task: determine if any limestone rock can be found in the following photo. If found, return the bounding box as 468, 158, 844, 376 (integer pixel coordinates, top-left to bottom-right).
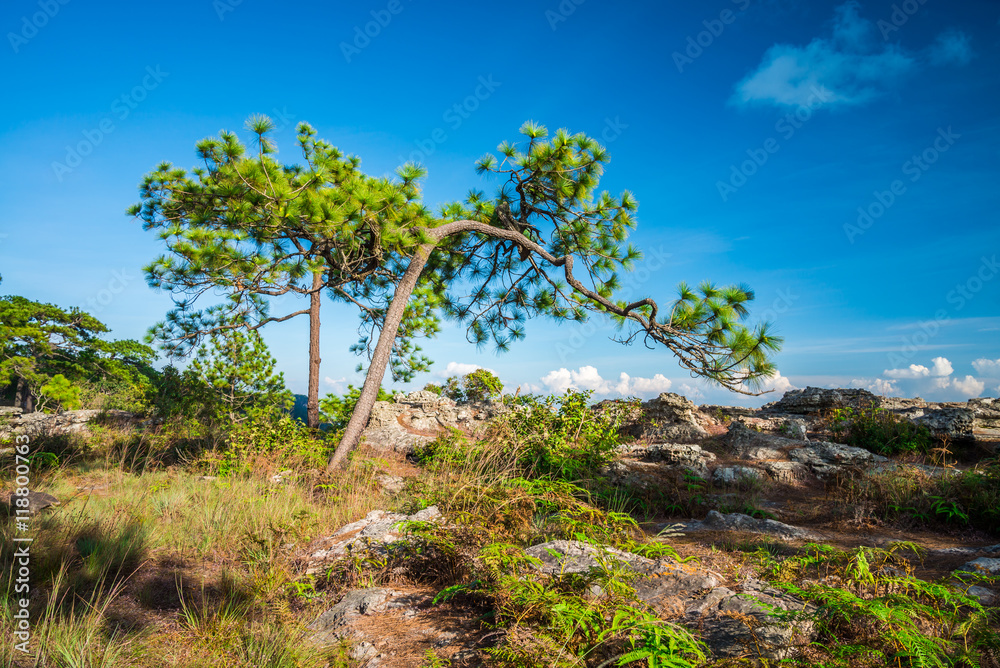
615, 442, 717, 477
788, 441, 888, 477
525, 540, 656, 575
712, 466, 764, 486
0, 409, 136, 439
679, 510, 823, 541
303, 506, 441, 574
361, 391, 503, 455
911, 407, 976, 442
762, 387, 880, 415
5, 490, 60, 516
686, 578, 816, 660
308, 588, 396, 644
724, 421, 800, 459
969, 397, 1000, 429
612, 393, 710, 443
959, 557, 1000, 576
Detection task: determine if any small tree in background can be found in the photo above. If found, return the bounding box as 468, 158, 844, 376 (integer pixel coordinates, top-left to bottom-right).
188, 328, 292, 423
463, 369, 504, 403
0, 293, 157, 413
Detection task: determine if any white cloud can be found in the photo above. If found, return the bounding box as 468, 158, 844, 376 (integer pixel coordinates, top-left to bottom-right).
324, 376, 348, 393
972, 358, 1000, 375
760, 370, 796, 394
927, 29, 973, 66
950, 375, 985, 398
884, 356, 952, 379
732, 2, 916, 109
679, 383, 706, 400
615, 372, 673, 397
539, 366, 672, 399
850, 378, 898, 395
435, 361, 496, 378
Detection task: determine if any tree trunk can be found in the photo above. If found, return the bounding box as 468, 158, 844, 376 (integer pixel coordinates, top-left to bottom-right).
307, 271, 322, 429
327, 243, 435, 469
14, 377, 35, 413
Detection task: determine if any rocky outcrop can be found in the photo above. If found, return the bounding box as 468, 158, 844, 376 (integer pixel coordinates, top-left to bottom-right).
361, 391, 504, 455
788, 440, 888, 477
678, 510, 824, 541
302, 506, 441, 574
612, 393, 711, 443
761, 387, 880, 415
0, 408, 136, 439
969, 398, 1000, 429
687, 578, 816, 660
522, 540, 814, 661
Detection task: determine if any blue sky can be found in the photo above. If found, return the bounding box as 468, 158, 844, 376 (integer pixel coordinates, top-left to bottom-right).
1, 0, 998, 406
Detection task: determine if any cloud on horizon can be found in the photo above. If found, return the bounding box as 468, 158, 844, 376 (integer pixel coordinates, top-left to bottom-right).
539, 365, 673, 399
435, 361, 496, 378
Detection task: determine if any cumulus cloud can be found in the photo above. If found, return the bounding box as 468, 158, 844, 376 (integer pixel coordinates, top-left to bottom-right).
760, 370, 796, 394
539, 366, 672, 399
884, 356, 952, 379
324, 376, 348, 393
615, 373, 673, 397
732, 2, 915, 109
435, 361, 496, 378
950, 375, 985, 397
850, 378, 898, 395
927, 29, 974, 66
679, 383, 706, 400
972, 358, 1000, 375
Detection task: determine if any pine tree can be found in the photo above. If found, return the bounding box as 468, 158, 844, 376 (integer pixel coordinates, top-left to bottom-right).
135, 119, 782, 469
0, 292, 156, 412
129, 116, 432, 428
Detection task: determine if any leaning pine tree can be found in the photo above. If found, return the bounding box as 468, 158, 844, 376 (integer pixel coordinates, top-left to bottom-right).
329, 121, 781, 467
134, 119, 781, 469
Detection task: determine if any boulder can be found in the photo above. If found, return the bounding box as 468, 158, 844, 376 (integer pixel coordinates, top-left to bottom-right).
0, 409, 136, 439
723, 421, 799, 459
712, 466, 765, 486
616, 393, 710, 443
615, 442, 717, 477
686, 578, 816, 660
969, 398, 1000, 429
958, 557, 1000, 576
678, 510, 824, 541
788, 441, 888, 477
308, 587, 397, 644
303, 506, 441, 574
5, 490, 60, 516
361, 391, 503, 455
761, 387, 880, 415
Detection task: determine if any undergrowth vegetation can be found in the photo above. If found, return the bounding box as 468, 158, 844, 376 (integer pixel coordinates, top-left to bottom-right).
3, 373, 1000, 666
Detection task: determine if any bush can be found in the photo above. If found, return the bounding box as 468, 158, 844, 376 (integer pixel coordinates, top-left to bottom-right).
206, 406, 330, 477
319, 384, 392, 431
827, 404, 932, 456
492, 390, 625, 481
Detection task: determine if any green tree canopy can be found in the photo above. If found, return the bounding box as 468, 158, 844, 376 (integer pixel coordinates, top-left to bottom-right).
0, 294, 157, 412
129, 117, 438, 427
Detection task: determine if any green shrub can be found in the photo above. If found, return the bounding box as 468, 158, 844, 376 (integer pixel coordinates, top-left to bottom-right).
319, 384, 392, 431
828, 404, 932, 455
494, 390, 626, 481
211, 406, 329, 476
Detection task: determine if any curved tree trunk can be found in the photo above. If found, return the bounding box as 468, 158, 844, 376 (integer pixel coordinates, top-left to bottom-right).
307, 271, 322, 429
327, 243, 435, 469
